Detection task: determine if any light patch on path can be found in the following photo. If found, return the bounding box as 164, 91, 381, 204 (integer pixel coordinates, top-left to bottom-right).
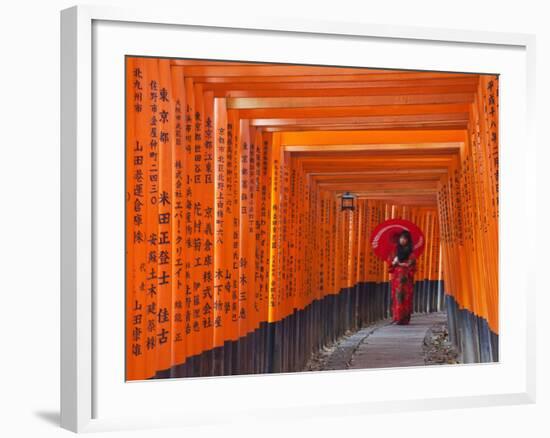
349, 312, 448, 369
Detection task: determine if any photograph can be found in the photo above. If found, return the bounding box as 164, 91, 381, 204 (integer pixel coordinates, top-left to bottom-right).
125, 56, 499, 381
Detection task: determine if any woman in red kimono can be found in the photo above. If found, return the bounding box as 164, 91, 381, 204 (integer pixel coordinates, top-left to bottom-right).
387, 230, 417, 325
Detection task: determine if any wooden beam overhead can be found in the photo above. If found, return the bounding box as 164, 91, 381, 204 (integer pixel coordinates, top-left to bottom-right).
284, 142, 462, 153
281, 129, 466, 145
200, 76, 480, 92
238, 103, 471, 119
179, 71, 476, 83
252, 113, 469, 127
264, 123, 467, 132
227, 93, 474, 109
216, 84, 478, 98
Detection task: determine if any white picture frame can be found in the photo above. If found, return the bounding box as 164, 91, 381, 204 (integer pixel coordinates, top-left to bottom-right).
60, 4, 537, 433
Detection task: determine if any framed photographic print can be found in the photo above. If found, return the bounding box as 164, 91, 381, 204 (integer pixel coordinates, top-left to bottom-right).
61, 4, 536, 433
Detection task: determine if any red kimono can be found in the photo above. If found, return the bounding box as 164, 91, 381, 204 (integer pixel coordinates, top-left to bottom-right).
387, 251, 417, 325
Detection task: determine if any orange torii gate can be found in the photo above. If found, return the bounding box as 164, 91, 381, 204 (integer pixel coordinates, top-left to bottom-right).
126, 57, 499, 380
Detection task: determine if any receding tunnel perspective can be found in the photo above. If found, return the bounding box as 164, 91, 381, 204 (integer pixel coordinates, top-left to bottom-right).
125, 56, 499, 381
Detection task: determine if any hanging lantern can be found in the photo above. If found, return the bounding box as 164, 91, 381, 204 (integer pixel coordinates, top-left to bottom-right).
341, 191, 356, 211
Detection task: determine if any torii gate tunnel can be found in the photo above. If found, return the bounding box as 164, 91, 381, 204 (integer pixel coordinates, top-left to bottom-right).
125, 57, 499, 381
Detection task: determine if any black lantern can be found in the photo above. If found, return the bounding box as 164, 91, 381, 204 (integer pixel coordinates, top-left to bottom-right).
341, 191, 356, 211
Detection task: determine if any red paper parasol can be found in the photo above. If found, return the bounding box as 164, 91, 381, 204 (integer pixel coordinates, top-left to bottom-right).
370, 218, 425, 261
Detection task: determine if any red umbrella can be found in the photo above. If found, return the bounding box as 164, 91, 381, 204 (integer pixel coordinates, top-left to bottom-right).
370, 218, 425, 261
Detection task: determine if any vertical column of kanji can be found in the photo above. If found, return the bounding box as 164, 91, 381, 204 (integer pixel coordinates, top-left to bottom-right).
430, 208, 441, 305
320, 191, 326, 298
183, 77, 199, 373
354, 198, 363, 287
330, 192, 336, 295
444, 162, 459, 308
305, 178, 314, 302
213, 97, 228, 357
238, 119, 251, 351
466, 98, 485, 327
431, 212, 441, 285
425, 210, 435, 282
242, 121, 257, 372
251, 128, 263, 373
300, 174, 309, 309
316, 181, 326, 304
471, 77, 491, 328
227, 110, 240, 345
334, 198, 345, 294
356, 200, 363, 284
321, 191, 330, 303
155, 59, 174, 374
364, 200, 372, 284
436, 182, 445, 288
331, 196, 338, 294
125, 57, 135, 379
371, 202, 379, 287
469, 89, 490, 327
370, 201, 379, 285
126, 58, 146, 380
345, 207, 353, 290
317, 191, 326, 308
252, 127, 261, 338
199, 88, 215, 374
444, 175, 454, 301
170, 65, 187, 370
422, 208, 430, 282
260, 132, 272, 329
452, 157, 468, 312
306, 176, 314, 354
352, 204, 359, 289
378, 200, 386, 282
359, 200, 369, 323
344, 200, 352, 289
460, 125, 482, 320
334, 198, 342, 294
480, 75, 499, 334
459, 156, 474, 315
359, 200, 366, 318
316, 186, 324, 300
344, 203, 351, 289
289, 157, 303, 371
436, 176, 452, 300
232, 116, 245, 372
470, 96, 486, 322
282, 152, 295, 373
311, 187, 320, 303
480, 76, 499, 228
280, 150, 291, 325
268, 133, 282, 324
278, 148, 286, 325
461, 137, 483, 321
421, 209, 432, 311
314, 188, 322, 305
287, 158, 297, 319
349, 199, 359, 330
382, 203, 390, 281
352, 200, 360, 288
459, 154, 476, 318
296, 166, 306, 314
252, 129, 263, 337
143, 58, 161, 378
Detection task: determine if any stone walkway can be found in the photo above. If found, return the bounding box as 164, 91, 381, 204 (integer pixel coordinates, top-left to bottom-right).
349, 311, 447, 369
304, 311, 449, 371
